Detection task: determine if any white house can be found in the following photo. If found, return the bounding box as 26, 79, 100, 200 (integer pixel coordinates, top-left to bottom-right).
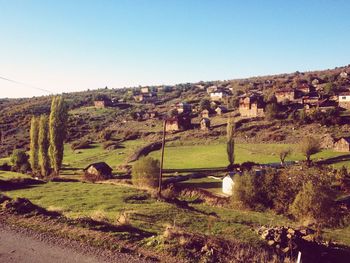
339, 92, 350, 109
141, 87, 150, 94
340, 72, 348, 79
206, 85, 218, 94
210, 91, 228, 102
222, 174, 234, 196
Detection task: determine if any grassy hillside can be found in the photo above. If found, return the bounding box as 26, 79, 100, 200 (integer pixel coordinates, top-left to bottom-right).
62, 140, 146, 170
1, 64, 350, 159
149, 143, 349, 169
3, 178, 349, 246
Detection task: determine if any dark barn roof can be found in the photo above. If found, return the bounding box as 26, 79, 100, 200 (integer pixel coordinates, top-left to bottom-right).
84, 162, 112, 174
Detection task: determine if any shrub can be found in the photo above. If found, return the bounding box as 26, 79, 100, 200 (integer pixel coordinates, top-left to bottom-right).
240, 161, 257, 171
232, 169, 279, 210
102, 140, 119, 150
10, 149, 30, 173
299, 136, 321, 165
132, 157, 159, 188
232, 171, 256, 209
278, 148, 291, 164
199, 99, 211, 111
289, 181, 339, 226
336, 166, 350, 191
71, 139, 92, 151
265, 103, 279, 120
99, 129, 112, 141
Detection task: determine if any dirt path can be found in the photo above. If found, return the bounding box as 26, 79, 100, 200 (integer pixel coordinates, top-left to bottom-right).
0, 224, 150, 263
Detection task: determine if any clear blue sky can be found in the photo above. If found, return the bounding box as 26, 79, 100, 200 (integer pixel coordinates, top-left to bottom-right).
1, 0, 349, 98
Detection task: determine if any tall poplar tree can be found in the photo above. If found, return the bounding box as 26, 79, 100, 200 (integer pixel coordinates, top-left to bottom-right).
29, 116, 40, 174
49, 96, 68, 175
226, 117, 235, 170
38, 115, 50, 177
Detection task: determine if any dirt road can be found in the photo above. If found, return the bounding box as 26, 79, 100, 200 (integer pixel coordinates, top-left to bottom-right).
0, 224, 150, 263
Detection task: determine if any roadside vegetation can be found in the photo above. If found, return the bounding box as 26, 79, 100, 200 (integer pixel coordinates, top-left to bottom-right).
1, 66, 350, 262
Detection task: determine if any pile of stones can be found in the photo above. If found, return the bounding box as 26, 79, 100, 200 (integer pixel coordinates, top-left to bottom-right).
257, 226, 316, 254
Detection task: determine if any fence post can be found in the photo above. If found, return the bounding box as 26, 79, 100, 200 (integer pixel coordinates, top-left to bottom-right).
158, 120, 167, 197
296, 251, 302, 263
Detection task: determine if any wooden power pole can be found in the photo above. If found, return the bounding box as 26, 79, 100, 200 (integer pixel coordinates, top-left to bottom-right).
158, 120, 167, 197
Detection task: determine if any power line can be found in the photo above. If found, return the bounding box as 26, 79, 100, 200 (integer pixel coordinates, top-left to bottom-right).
0, 76, 53, 94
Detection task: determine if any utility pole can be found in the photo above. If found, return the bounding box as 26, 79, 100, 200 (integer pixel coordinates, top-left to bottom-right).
158, 119, 167, 197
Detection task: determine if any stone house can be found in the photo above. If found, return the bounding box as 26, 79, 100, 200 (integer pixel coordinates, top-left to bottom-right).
215, 106, 227, 115
84, 162, 113, 179
311, 78, 320, 87
275, 88, 295, 103
296, 83, 312, 94
301, 96, 321, 105
210, 90, 228, 102
239, 94, 265, 117
334, 137, 350, 152
195, 84, 205, 90
94, 99, 112, 109
320, 134, 335, 149
200, 118, 210, 130
340, 72, 348, 79
206, 85, 218, 94
141, 87, 150, 94
133, 93, 157, 103
201, 109, 210, 118
338, 92, 350, 109
165, 116, 192, 132
144, 111, 158, 119
176, 102, 192, 114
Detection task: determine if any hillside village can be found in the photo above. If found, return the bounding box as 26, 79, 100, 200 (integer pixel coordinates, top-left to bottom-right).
1, 66, 350, 262
78, 65, 350, 151
2, 65, 350, 157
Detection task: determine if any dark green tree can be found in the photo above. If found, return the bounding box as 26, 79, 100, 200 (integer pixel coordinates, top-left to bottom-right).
29, 116, 40, 174
226, 117, 235, 170
299, 136, 321, 166
49, 96, 68, 176
38, 115, 51, 177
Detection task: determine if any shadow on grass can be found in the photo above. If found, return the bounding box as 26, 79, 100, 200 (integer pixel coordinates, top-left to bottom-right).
317, 154, 350, 165
61, 166, 81, 171
178, 182, 221, 189
0, 194, 154, 241
164, 167, 227, 173
164, 197, 219, 218
66, 217, 154, 240
0, 178, 45, 191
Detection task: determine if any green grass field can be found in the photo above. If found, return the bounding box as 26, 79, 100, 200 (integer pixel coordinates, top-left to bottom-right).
0, 171, 31, 180
1, 179, 291, 245
148, 143, 349, 169
2, 142, 348, 175
2, 178, 348, 246
0, 157, 10, 166
61, 140, 146, 175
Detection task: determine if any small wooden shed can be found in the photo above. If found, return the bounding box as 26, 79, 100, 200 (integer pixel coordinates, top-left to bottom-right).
201, 109, 209, 118
334, 137, 350, 152
200, 118, 210, 130
84, 162, 113, 179
94, 99, 111, 109
165, 116, 192, 132
215, 106, 227, 115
